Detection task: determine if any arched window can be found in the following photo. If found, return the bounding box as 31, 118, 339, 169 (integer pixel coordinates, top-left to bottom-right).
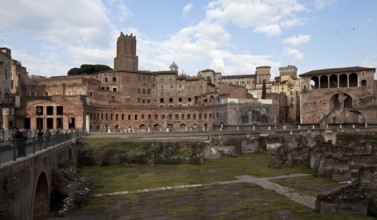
141, 114, 145, 120
128, 114, 131, 120
122, 114, 125, 120
162, 114, 166, 120
339, 74, 348, 87
187, 114, 191, 120
320, 75, 329, 88
310, 76, 319, 89
168, 114, 172, 120
148, 114, 152, 120
193, 114, 197, 120
349, 73, 358, 87
115, 114, 118, 120
204, 113, 207, 119
112, 77, 117, 82
181, 114, 185, 120
303, 85, 307, 91
330, 75, 338, 88
155, 114, 158, 120
361, 80, 367, 86
175, 114, 179, 120
135, 114, 138, 120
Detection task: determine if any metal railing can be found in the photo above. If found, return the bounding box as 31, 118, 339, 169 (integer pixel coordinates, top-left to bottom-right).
0, 130, 81, 165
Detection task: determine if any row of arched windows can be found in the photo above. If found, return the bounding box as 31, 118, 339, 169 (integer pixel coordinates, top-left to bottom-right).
88, 112, 217, 121
307, 73, 366, 90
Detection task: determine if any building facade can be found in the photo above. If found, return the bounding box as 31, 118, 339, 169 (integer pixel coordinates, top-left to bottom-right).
300, 66, 376, 125
271, 65, 301, 123
14, 33, 278, 132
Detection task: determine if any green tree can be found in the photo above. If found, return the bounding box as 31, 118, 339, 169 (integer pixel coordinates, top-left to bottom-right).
67, 64, 112, 75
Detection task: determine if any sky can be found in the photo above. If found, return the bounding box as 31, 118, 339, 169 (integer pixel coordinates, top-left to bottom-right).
1, 0, 377, 78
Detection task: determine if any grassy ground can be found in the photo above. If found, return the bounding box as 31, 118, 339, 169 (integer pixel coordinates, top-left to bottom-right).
59, 138, 373, 219
271, 175, 343, 197
66, 183, 373, 220
81, 153, 312, 194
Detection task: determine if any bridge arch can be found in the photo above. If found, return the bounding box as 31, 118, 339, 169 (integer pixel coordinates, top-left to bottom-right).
32, 172, 50, 218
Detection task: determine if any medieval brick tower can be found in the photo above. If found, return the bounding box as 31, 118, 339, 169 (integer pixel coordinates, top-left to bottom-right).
114, 32, 138, 71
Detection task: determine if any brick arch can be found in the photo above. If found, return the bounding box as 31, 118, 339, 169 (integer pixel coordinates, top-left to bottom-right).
32, 172, 50, 218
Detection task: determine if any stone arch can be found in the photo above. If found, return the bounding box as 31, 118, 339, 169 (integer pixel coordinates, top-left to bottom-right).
339, 74, 348, 87
167, 124, 174, 132
32, 172, 50, 218
192, 124, 198, 131
330, 74, 338, 88
320, 75, 328, 88
180, 124, 186, 131
203, 123, 208, 131
310, 76, 319, 89
153, 124, 160, 131
349, 73, 358, 87
139, 124, 147, 132
303, 84, 307, 91
361, 80, 367, 86
330, 93, 353, 110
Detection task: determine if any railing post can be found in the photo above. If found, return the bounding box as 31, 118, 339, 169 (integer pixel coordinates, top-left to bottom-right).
13, 140, 17, 161
32, 137, 36, 154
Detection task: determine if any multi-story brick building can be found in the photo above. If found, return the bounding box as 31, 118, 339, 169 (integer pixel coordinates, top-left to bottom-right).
300, 66, 376, 125
13, 33, 278, 132
271, 65, 300, 123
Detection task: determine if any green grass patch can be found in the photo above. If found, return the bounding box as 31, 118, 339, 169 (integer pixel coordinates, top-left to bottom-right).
80, 137, 151, 152
82, 153, 312, 194
271, 175, 342, 197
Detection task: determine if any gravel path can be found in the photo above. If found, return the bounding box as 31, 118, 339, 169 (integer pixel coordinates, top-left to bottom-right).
95, 173, 316, 209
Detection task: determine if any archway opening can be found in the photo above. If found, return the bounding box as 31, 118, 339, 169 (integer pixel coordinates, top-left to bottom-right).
33, 172, 49, 218
330, 75, 338, 88
320, 75, 328, 88
349, 73, 358, 87
180, 124, 186, 132
139, 124, 147, 132
152, 124, 160, 132
167, 124, 174, 132
310, 76, 319, 89
339, 74, 347, 87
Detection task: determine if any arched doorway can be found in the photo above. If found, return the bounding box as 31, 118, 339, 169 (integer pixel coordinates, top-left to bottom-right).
153, 124, 160, 132
167, 124, 174, 132
180, 124, 186, 132
33, 172, 49, 218
139, 124, 147, 132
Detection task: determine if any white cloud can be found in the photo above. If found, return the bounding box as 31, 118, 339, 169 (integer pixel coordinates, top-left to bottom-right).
0, 0, 114, 48
205, 0, 307, 36
283, 35, 311, 47
183, 3, 193, 16
314, 0, 338, 9
283, 48, 304, 60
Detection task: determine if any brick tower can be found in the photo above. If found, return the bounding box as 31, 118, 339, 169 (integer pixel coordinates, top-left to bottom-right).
114, 32, 138, 71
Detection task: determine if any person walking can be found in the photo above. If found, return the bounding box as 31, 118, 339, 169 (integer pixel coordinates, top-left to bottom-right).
45, 129, 51, 147
14, 128, 26, 157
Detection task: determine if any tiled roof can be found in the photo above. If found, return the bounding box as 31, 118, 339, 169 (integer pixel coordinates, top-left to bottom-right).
299, 66, 375, 77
